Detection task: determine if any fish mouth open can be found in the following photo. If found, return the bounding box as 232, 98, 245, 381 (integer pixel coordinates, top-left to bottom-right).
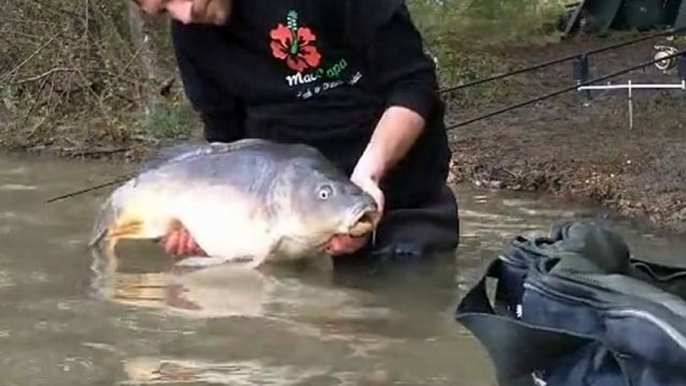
347, 205, 381, 237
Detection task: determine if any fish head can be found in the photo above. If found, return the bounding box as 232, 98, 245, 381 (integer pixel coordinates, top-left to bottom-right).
276, 156, 381, 247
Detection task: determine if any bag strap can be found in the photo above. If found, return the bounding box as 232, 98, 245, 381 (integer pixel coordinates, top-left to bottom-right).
629, 257, 686, 300
455, 259, 598, 386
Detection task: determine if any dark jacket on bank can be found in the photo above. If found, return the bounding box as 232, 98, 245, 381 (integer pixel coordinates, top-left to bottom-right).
170, 0, 451, 210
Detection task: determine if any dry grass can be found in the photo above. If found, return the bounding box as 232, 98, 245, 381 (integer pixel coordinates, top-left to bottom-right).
0, 0, 197, 155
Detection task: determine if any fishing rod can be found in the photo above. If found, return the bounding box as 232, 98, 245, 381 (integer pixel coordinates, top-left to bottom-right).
446, 48, 686, 129
438, 25, 686, 95
45, 175, 132, 203
46, 37, 686, 204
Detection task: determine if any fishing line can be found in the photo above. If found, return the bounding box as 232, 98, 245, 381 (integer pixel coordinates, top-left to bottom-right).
45, 175, 132, 203
438, 25, 686, 94
45, 32, 686, 203
446, 48, 686, 130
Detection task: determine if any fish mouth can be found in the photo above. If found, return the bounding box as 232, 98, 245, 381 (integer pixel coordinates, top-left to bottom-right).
347, 205, 381, 237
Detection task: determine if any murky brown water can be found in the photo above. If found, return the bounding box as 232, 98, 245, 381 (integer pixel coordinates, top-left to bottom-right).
1, 151, 685, 386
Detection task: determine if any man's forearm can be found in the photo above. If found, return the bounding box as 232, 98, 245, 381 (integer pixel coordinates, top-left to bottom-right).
355, 105, 425, 182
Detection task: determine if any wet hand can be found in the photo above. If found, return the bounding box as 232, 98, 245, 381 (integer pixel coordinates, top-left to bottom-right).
322, 166, 384, 257
163, 226, 207, 257
350, 167, 385, 216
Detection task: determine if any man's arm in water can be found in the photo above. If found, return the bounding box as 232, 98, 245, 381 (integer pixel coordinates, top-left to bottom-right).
327, 2, 442, 255
355, 2, 440, 191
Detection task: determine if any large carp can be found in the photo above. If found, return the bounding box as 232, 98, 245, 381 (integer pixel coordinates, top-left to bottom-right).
89, 138, 381, 268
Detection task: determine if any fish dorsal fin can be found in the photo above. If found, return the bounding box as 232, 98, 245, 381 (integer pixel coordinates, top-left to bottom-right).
139, 138, 273, 171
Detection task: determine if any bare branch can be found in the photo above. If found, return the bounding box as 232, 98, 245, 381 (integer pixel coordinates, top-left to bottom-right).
10, 67, 74, 85
1, 34, 59, 81
1, 0, 185, 149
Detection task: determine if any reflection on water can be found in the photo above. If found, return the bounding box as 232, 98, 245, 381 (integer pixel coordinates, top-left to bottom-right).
121, 357, 337, 385
1, 151, 685, 385
90, 244, 394, 322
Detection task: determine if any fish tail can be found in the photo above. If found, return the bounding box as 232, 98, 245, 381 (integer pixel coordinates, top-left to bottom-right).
89, 196, 117, 248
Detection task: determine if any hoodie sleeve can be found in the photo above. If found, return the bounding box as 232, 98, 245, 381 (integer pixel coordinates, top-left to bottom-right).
342, 0, 441, 122
170, 21, 246, 143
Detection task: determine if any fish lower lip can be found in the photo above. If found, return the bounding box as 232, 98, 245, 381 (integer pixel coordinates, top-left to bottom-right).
348, 210, 379, 237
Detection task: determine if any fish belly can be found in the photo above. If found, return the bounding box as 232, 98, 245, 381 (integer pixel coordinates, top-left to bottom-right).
172, 188, 276, 267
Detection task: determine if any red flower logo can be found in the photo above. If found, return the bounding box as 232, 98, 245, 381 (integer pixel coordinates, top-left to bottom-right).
269, 23, 322, 72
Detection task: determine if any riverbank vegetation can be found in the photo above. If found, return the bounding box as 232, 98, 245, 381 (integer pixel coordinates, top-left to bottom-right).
0, 0, 568, 157
1, 0, 197, 158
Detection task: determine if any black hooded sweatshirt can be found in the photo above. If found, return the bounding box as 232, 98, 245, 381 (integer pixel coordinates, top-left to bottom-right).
170, 0, 451, 210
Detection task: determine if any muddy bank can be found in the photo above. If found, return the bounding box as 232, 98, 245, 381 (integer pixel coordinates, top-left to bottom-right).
445, 33, 686, 234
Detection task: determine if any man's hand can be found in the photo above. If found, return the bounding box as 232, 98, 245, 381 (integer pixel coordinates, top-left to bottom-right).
163, 227, 207, 257
323, 162, 384, 256
350, 169, 385, 216
130, 0, 232, 25
324, 234, 370, 256
325, 106, 425, 257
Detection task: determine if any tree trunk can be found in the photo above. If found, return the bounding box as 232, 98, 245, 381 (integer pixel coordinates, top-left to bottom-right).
126, 2, 161, 107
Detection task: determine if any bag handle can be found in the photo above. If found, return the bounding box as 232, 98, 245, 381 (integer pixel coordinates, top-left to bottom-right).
455, 259, 598, 386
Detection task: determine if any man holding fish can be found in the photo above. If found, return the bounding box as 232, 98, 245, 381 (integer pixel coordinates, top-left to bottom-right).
126, 0, 460, 263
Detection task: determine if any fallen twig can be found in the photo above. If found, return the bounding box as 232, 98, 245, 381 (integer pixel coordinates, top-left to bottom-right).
65, 146, 131, 157
10, 67, 74, 85
1, 34, 59, 83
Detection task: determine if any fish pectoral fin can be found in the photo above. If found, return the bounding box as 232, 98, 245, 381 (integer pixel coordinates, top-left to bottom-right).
109, 218, 145, 239
107, 215, 180, 250
95, 216, 163, 256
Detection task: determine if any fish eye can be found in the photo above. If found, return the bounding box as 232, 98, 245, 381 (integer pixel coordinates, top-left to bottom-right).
317, 185, 333, 200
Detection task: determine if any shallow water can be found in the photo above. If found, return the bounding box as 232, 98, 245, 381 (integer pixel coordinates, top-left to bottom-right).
1, 151, 685, 386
